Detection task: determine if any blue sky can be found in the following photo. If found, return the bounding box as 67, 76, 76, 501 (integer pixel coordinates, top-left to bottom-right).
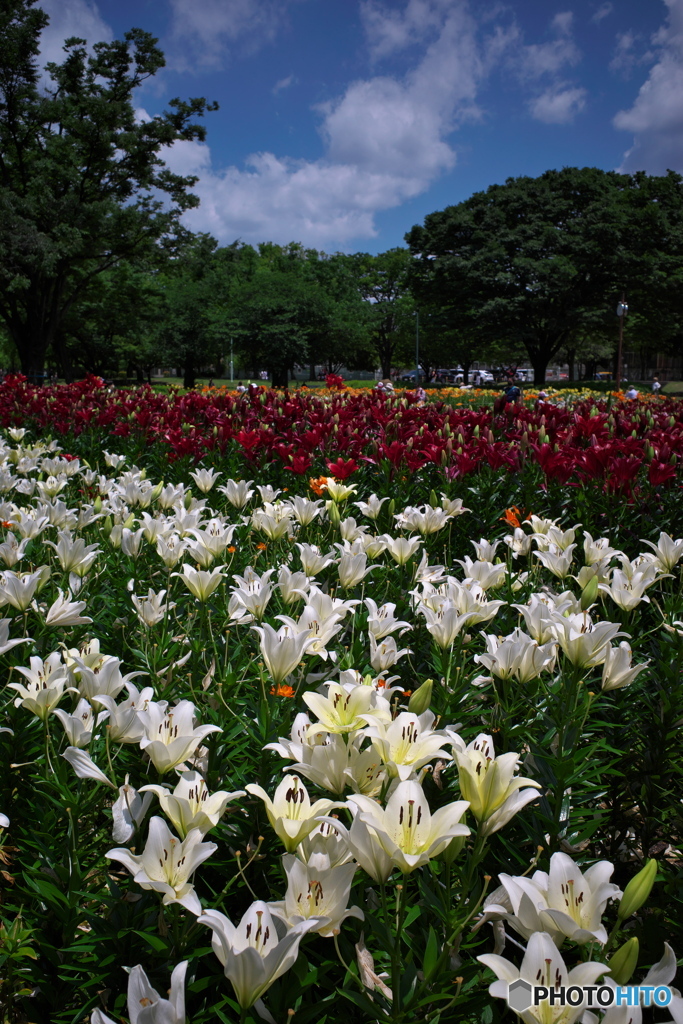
37, 0, 683, 254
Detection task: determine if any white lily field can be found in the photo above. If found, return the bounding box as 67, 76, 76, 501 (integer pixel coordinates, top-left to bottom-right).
1, 386, 682, 1024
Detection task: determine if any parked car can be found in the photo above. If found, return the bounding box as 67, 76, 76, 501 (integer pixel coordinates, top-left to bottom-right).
470, 369, 494, 385
400, 370, 426, 382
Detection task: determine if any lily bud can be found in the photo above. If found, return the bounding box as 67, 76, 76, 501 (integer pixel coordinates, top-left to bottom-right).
387, 499, 395, 518
429, 489, 438, 508
93, 496, 102, 514
608, 937, 639, 985
150, 480, 164, 502
102, 515, 112, 538
327, 501, 341, 527
123, 512, 136, 530
617, 859, 657, 920
580, 572, 600, 611
408, 678, 433, 715
184, 489, 193, 509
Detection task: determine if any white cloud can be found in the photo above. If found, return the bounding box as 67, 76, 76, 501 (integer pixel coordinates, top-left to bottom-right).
166, 0, 304, 69
591, 2, 613, 24
516, 11, 581, 80
273, 74, 295, 95
159, 0, 489, 249
360, 0, 454, 59
37, 0, 113, 79
614, 0, 683, 172
529, 83, 587, 123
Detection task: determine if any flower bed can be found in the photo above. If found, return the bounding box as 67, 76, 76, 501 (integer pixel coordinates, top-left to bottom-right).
0, 397, 682, 1024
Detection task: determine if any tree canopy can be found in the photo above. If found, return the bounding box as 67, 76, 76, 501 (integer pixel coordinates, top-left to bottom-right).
0, 0, 217, 375
406, 166, 683, 383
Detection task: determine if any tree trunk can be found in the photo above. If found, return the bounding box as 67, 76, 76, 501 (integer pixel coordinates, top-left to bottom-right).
271, 366, 288, 387
462, 359, 471, 385
183, 354, 196, 389
531, 355, 549, 385
567, 349, 576, 382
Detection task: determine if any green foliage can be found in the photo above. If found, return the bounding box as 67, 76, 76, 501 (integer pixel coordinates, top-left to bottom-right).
406, 167, 683, 383
0, 0, 217, 375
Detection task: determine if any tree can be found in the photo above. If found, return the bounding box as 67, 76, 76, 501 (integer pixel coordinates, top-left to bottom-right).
0, 0, 217, 376
349, 249, 416, 378
222, 243, 372, 387
405, 167, 683, 384
153, 233, 225, 389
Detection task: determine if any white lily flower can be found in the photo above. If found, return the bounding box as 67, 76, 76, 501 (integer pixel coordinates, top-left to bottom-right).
256, 484, 281, 503
601, 642, 649, 691
354, 494, 389, 519
44, 530, 100, 575
534, 543, 577, 579
478, 930, 608, 1024
550, 613, 626, 669
369, 634, 412, 672
287, 732, 383, 796
156, 532, 189, 568
95, 684, 156, 744
471, 538, 502, 562
138, 699, 222, 774
303, 682, 391, 737
199, 901, 318, 1009
583, 531, 620, 566
440, 494, 470, 516
245, 774, 342, 852
395, 504, 452, 536
285, 495, 324, 526
131, 588, 175, 627
452, 733, 541, 835
325, 479, 357, 502
599, 568, 659, 611
106, 816, 216, 914
363, 711, 450, 782
296, 542, 336, 575
251, 507, 294, 541
339, 516, 369, 542
640, 531, 683, 572
190, 466, 221, 492
365, 598, 411, 639
589, 942, 683, 1024
172, 564, 226, 601
270, 855, 363, 937
0, 531, 30, 567
381, 534, 422, 565
337, 548, 375, 589
504, 526, 534, 558
475, 629, 557, 683
419, 601, 472, 648
0, 618, 32, 654
320, 809, 394, 882
0, 568, 45, 610
455, 557, 507, 590
92, 961, 188, 1024
111, 776, 154, 843
350, 780, 470, 873
9, 653, 68, 720
62, 747, 116, 788
485, 852, 622, 945
277, 566, 310, 604
53, 698, 104, 748
512, 594, 567, 644
44, 588, 92, 626
218, 477, 254, 508
140, 771, 244, 837
252, 622, 315, 683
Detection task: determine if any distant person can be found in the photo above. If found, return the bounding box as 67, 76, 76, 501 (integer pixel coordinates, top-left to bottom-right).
383, 379, 394, 392
505, 384, 521, 403
236, 381, 247, 393
625, 386, 638, 399
415, 385, 427, 403
652, 376, 661, 393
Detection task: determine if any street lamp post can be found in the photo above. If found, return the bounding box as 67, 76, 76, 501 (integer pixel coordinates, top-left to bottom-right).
415, 310, 419, 387
230, 339, 234, 383
616, 296, 628, 385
